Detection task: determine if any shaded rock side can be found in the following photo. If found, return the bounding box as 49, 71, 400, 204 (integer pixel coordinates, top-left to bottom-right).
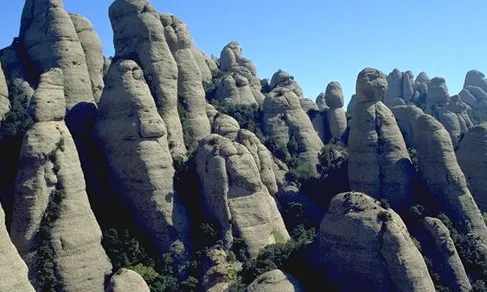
109, 0, 186, 158
299, 98, 318, 113
19, 0, 95, 110
348, 68, 413, 209
95, 60, 190, 260
390, 104, 424, 148
263, 87, 323, 174
422, 217, 471, 292
0, 203, 35, 292
325, 82, 347, 140
456, 124, 487, 211
384, 69, 403, 105
320, 192, 435, 292
414, 114, 487, 242
196, 134, 290, 257
69, 13, 105, 103
247, 269, 303, 292
11, 68, 112, 291
270, 69, 304, 99
161, 13, 211, 149
324, 82, 344, 109
106, 269, 150, 292
0, 60, 10, 121
315, 92, 328, 110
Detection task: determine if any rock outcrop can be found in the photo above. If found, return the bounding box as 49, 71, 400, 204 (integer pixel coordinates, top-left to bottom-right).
196, 134, 290, 257
213, 41, 264, 105
69, 13, 105, 103
384, 69, 403, 105
390, 104, 424, 148
414, 114, 487, 242
348, 68, 413, 209
109, 0, 186, 158
11, 68, 112, 291
0, 203, 35, 292
315, 92, 328, 110
422, 217, 471, 292
456, 124, 487, 211
202, 246, 242, 292
0, 61, 9, 121
270, 70, 304, 99
161, 13, 211, 150
325, 82, 347, 140
263, 86, 323, 175
464, 70, 487, 93
320, 192, 435, 292
106, 269, 150, 292
95, 60, 190, 261
247, 269, 303, 292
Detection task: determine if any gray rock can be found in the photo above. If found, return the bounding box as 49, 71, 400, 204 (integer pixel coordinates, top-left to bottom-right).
415, 72, 430, 98
346, 94, 357, 119
465, 85, 487, 101
20, 0, 95, 112
161, 13, 211, 150
320, 192, 435, 292
456, 124, 487, 211
384, 69, 403, 105
324, 81, 344, 108
192, 48, 214, 86
402, 72, 415, 101
103, 56, 112, 77
427, 77, 450, 106
0, 60, 9, 121
109, 0, 187, 158
315, 92, 328, 110
458, 88, 478, 108
247, 269, 303, 292
0, 203, 35, 292
95, 60, 190, 261
349, 68, 413, 209
464, 70, 487, 93
263, 87, 324, 175
196, 134, 290, 257
390, 104, 424, 148
70, 13, 104, 103
300, 98, 318, 113
414, 114, 487, 243
438, 110, 462, 147
106, 269, 150, 292
12, 68, 112, 291
327, 108, 347, 140
202, 246, 242, 292
422, 217, 472, 292
270, 70, 304, 98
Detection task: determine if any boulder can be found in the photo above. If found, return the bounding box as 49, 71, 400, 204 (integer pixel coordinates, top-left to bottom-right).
109, 0, 186, 158
422, 217, 471, 292
0, 203, 35, 292
263, 87, 324, 175
320, 192, 435, 292
95, 60, 190, 261
414, 114, 487, 243
69, 13, 104, 103
315, 92, 328, 110
349, 68, 413, 209
196, 134, 290, 257
456, 124, 487, 211
11, 68, 112, 291
247, 269, 303, 292
327, 108, 347, 140
427, 77, 450, 106
464, 70, 487, 93
106, 269, 150, 292
270, 70, 304, 98
161, 13, 211, 150
384, 69, 403, 105
324, 81, 344, 108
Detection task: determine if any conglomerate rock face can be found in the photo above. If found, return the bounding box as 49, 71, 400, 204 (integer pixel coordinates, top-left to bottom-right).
247, 269, 304, 292
320, 192, 435, 292
109, 0, 187, 158
196, 134, 290, 257
348, 68, 413, 210
95, 60, 190, 261
11, 68, 112, 291
106, 269, 150, 292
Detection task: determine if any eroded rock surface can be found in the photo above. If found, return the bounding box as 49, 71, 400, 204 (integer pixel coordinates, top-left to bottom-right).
247, 269, 303, 292
106, 269, 150, 292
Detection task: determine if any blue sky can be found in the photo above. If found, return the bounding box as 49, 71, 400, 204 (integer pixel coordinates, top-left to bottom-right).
1, 1, 487, 106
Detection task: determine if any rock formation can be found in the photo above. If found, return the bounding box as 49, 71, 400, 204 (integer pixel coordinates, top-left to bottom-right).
315, 92, 328, 110
456, 124, 487, 211
11, 68, 112, 291
414, 114, 487, 243
390, 104, 424, 148
0, 203, 35, 292
325, 82, 347, 140
161, 13, 211, 150
320, 192, 435, 292
263, 86, 324, 175
20, 0, 97, 133
348, 68, 413, 209
213, 41, 264, 105
196, 134, 290, 257
384, 69, 403, 105
346, 94, 357, 119
0, 61, 9, 121
464, 70, 487, 93
95, 60, 190, 260
422, 217, 472, 292
107, 269, 150, 292
269, 69, 304, 99
299, 98, 318, 113
109, 0, 187, 158
247, 269, 303, 292
69, 13, 105, 103
202, 246, 242, 292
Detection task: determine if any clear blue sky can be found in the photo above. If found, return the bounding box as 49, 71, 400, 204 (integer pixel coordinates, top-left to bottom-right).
1, 1, 487, 106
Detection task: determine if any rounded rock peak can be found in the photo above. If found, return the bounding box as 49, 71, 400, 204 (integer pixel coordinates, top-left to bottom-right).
270, 69, 292, 88
356, 68, 388, 102
416, 72, 430, 83
324, 81, 344, 108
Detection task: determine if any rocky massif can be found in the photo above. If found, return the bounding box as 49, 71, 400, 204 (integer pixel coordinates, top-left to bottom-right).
2, 0, 487, 291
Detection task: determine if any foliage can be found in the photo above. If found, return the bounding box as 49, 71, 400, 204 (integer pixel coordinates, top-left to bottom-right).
35, 189, 65, 291
285, 156, 315, 187
264, 137, 290, 162
0, 97, 33, 138
177, 97, 196, 152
